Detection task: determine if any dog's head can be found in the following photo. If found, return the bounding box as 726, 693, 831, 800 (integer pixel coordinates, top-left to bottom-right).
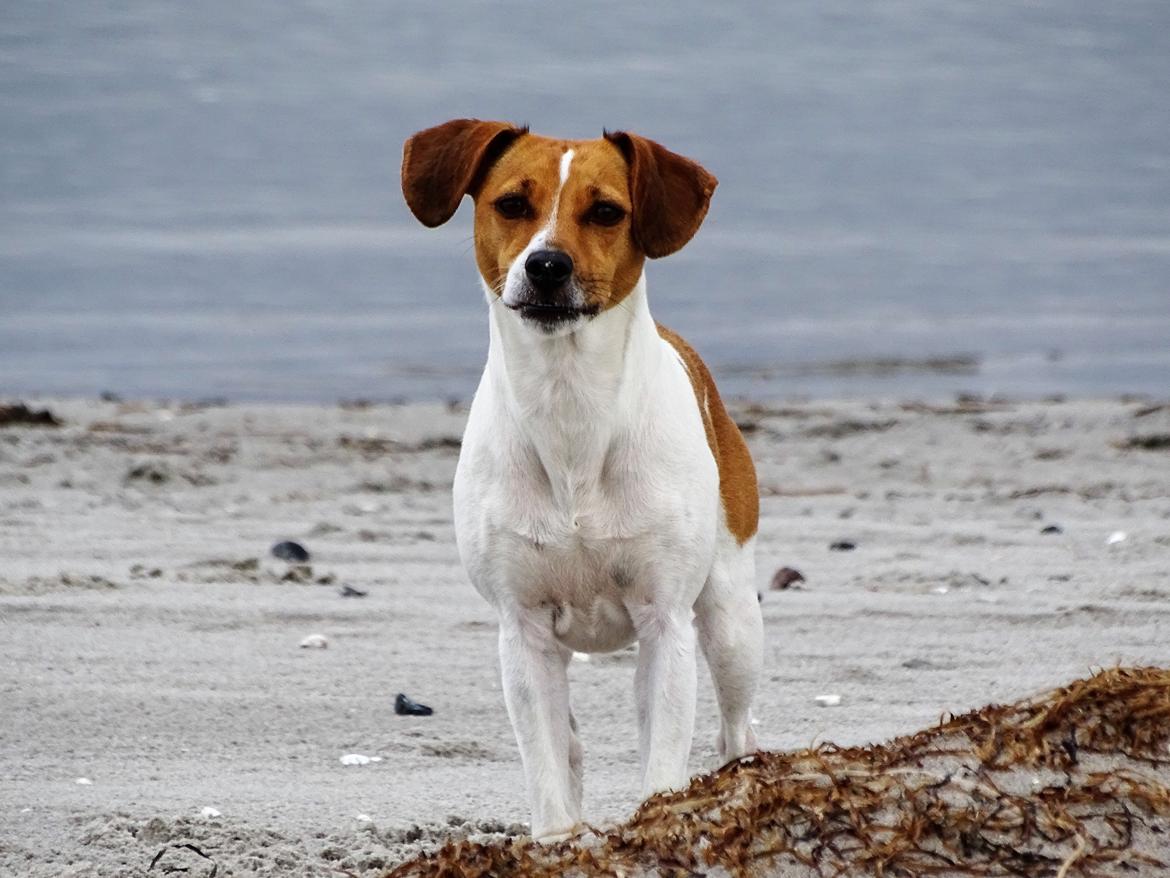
402, 120, 717, 333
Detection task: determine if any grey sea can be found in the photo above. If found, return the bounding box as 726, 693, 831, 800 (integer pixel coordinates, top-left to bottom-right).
2, 1, 1168, 402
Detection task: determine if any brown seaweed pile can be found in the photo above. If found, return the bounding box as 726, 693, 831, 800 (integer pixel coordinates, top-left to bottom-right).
385, 667, 1170, 877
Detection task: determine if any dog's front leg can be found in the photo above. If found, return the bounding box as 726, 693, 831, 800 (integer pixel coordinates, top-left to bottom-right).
627, 602, 698, 796
497, 606, 581, 841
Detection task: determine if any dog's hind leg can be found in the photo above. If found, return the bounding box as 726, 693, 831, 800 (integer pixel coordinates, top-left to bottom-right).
694, 534, 762, 763
497, 607, 582, 840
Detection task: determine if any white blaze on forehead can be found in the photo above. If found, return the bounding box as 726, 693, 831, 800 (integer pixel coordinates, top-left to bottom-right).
545, 148, 575, 234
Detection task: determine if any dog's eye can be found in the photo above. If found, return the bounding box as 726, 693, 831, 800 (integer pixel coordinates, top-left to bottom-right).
586, 201, 625, 227
494, 195, 531, 220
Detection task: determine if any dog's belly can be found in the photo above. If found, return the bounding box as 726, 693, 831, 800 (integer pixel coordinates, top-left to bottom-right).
551, 590, 636, 654
515, 539, 639, 654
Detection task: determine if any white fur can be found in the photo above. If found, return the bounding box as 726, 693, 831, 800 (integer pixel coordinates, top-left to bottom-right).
455, 264, 764, 840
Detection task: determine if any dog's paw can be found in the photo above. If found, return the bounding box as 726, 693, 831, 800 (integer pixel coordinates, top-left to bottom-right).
532, 822, 584, 845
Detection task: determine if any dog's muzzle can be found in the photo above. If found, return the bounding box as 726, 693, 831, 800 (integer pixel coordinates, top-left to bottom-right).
507, 248, 598, 327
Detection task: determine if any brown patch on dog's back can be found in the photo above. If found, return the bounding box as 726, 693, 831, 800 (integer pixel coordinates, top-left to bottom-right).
657, 325, 759, 544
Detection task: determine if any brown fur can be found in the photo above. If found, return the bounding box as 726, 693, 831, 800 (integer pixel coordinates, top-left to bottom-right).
402, 121, 717, 314
604, 131, 718, 259
657, 325, 760, 545
401, 119, 526, 228
401, 120, 755, 542
468, 135, 646, 308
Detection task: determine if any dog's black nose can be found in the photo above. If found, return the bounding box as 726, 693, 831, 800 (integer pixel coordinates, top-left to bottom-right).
524, 249, 573, 292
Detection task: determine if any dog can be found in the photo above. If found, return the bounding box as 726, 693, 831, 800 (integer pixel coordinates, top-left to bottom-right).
400, 119, 763, 840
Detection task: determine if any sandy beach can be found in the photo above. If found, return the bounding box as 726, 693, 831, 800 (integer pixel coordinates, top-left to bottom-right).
1, 395, 1168, 876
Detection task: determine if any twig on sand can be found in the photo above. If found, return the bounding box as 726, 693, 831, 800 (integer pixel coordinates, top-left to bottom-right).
149, 843, 218, 876
1056, 833, 1088, 878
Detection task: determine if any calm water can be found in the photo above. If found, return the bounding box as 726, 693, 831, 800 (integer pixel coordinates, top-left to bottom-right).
2, 1, 1168, 401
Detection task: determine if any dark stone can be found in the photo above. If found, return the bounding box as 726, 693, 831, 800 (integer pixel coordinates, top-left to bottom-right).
901, 658, 941, 670
338, 585, 368, 598
1119, 434, 1170, 451
0, 403, 61, 428
271, 540, 310, 563
770, 566, 806, 590
395, 693, 433, 716
829, 540, 857, 551
1041, 524, 1063, 534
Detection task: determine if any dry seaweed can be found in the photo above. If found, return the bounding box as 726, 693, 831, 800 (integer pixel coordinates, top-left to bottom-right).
385, 667, 1170, 877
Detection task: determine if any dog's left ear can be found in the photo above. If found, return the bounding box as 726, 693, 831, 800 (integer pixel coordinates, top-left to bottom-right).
604, 131, 717, 259
402, 119, 527, 227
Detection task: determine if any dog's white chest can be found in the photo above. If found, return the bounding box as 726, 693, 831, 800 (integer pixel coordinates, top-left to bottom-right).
455, 430, 694, 653
451, 279, 721, 654
453, 325, 719, 653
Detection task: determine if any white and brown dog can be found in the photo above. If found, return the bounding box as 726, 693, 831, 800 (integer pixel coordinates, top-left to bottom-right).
401, 119, 763, 840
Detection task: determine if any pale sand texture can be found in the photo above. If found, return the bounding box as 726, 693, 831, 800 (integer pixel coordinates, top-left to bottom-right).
0, 397, 1167, 876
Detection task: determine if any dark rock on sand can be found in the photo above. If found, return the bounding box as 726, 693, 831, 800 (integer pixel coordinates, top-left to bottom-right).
395, 693, 433, 716
1117, 433, 1170, 451
0, 403, 61, 428
272, 540, 311, 563
829, 540, 857, 551
770, 567, 806, 590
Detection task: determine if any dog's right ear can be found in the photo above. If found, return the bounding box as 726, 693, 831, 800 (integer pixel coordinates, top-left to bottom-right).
401, 119, 526, 227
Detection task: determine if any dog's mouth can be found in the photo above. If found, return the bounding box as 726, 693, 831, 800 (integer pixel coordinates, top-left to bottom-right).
507, 301, 600, 326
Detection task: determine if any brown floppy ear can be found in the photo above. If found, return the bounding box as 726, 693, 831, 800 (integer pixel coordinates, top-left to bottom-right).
401, 119, 526, 227
604, 130, 717, 258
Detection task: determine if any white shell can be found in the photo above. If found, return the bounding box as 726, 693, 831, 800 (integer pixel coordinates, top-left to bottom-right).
814, 694, 842, 707
339, 753, 382, 766
299, 633, 328, 649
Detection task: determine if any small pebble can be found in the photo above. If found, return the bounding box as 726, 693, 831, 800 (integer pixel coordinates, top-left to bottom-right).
299, 633, 328, 649
770, 566, 805, 590
571, 652, 590, 663
272, 540, 311, 563
901, 658, 938, 670
200, 806, 221, 819
1106, 531, 1127, 545
814, 694, 842, 707
1040, 524, 1063, 535
932, 586, 950, 595
355, 813, 374, 823
339, 754, 382, 766
395, 693, 434, 716
829, 540, 856, 551
75, 777, 93, 785
338, 585, 368, 598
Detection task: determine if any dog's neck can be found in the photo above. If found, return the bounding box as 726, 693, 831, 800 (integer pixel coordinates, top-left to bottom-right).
482, 273, 666, 496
